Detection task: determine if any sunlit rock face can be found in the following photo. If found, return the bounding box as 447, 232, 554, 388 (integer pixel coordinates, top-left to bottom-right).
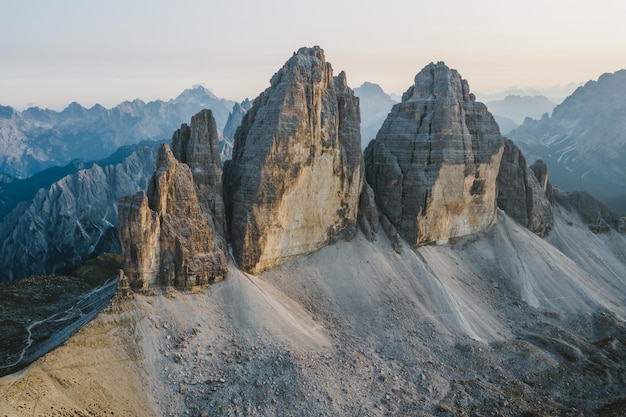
365, 62, 504, 246
224, 46, 363, 273
118, 110, 227, 291
497, 139, 554, 236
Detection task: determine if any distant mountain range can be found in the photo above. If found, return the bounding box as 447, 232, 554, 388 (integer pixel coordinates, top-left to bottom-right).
509, 70, 626, 214
0, 142, 160, 281
486, 95, 557, 135
0, 86, 237, 179
353, 82, 398, 148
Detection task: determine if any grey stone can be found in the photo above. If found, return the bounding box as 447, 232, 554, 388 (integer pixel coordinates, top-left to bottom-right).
119, 111, 228, 291
365, 62, 504, 247
224, 46, 363, 273
496, 139, 554, 236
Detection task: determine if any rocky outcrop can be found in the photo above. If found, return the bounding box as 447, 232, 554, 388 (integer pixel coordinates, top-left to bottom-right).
119, 111, 228, 290
171, 109, 226, 235
224, 46, 363, 273
357, 181, 379, 242
0, 144, 159, 282
554, 190, 625, 233
365, 62, 504, 247
496, 139, 554, 236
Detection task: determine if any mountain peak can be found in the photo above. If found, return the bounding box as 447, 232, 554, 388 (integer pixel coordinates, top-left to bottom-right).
175, 85, 218, 102
406, 61, 472, 102
355, 82, 388, 97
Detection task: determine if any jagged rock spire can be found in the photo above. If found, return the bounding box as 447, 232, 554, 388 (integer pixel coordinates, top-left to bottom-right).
119, 110, 227, 291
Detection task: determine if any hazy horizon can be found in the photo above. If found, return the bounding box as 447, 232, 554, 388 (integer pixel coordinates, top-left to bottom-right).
2, 0, 625, 110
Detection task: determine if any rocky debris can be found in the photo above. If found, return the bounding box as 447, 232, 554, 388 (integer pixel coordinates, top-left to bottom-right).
496, 139, 554, 236
115, 269, 132, 299
379, 215, 402, 254
224, 46, 363, 273
0, 144, 158, 282
365, 62, 504, 247
119, 111, 228, 291
554, 189, 625, 233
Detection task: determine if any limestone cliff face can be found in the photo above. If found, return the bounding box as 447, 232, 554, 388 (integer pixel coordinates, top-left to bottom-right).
365, 62, 504, 246
496, 139, 554, 236
171, 109, 226, 236
224, 46, 363, 273
119, 111, 227, 291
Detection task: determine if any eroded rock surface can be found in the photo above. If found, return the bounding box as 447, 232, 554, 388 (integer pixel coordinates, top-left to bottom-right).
119, 111, 227, 290
224, 46, 363, 273
365, 62, 504, 246
555, 189, 625, 233
496, 139, 554, 236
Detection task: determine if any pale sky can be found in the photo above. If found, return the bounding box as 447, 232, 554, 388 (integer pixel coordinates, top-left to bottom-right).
1, 0, 625, 110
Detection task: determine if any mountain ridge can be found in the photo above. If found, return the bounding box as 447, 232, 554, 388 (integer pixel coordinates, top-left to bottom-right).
509, 69, 626, 212
0, 87, 237, 179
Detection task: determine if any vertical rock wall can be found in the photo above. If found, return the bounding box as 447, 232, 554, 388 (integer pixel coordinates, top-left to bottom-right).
496, 139, 554, 236
119, 110, 227, 291
224, 46, 363, 273
365, 62, 504, 246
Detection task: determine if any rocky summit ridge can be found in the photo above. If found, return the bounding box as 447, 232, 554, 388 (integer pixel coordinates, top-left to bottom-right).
118, 48, 624, 293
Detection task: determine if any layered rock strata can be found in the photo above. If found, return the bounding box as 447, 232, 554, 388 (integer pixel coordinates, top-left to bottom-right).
365, 62, 504, 246
119, 111, 227, 290
496, 139, 554, 236
224, 46, 363, 273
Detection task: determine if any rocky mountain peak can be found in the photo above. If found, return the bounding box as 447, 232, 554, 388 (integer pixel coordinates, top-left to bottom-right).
269, 46, 332, 89
155, 140, 178, 170
174, 85, 218, 103
405, 61, 473, 102
224, 46, 363, 273
119, 110, 228, 291
365, 62, 503, 247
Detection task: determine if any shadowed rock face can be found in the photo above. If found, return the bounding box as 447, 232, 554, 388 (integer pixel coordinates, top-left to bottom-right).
365, 62, 504, 247
224, 46, 363, 273
554, 189, 625, 233
497, 139, 554, 236
119, 110, 227, 290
